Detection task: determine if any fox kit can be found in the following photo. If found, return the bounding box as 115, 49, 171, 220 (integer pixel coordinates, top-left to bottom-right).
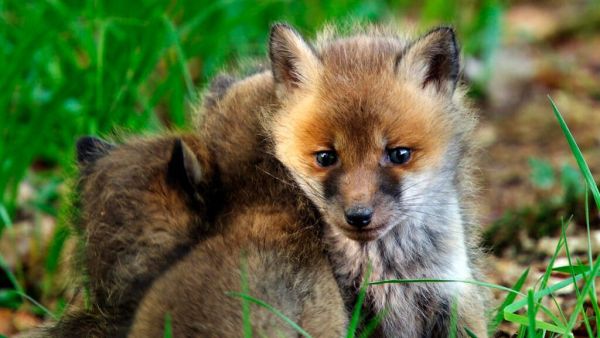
127, 99, 347, 336
200, 24, 489, 337
44, 133, 346, 337
39, 135, 213, 337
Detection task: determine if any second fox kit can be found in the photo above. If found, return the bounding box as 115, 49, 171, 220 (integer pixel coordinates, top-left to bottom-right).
199, 24, 489, 336
48, 135, 346, 337
125, 135, 348, 335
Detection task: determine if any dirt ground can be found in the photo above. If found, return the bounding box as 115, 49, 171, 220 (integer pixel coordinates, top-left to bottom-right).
474, 3, 600, 335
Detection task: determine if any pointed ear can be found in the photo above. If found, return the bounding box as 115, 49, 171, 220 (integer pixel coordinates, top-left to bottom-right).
396, 27, 460, 96
269, 23, 321, 91
76, 136, 115, 165
167, 139, 204, 202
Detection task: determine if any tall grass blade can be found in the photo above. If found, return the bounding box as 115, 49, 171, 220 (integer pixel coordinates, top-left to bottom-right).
0, 254, 23, 294
548, 96, 600, 335
15, 291, 56, 319
0, 203, 11, 229
226, 292, 312, 338
347, 265, 372, 338
584, 188, 600, 338
531, 223, 568, 328
548, 96, 600, 209
164, 312, 173, 338
358, 309, 386, 338
504, 272, 587, 336
449, 297, 459, 338
488, 267, 529, 334
465, 326, 478, 338
240, 257, 252, 338
561, 219, 594, 337
527, 289, 536, 338
566, 255, 600, 332
370, 278, 524, 296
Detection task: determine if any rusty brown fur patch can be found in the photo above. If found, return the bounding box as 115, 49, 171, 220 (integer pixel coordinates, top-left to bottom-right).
273, 69, 453, 186
70, 134, 213, 336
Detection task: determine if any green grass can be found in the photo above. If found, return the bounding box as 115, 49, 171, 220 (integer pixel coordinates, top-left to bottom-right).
9, 0, 600, 337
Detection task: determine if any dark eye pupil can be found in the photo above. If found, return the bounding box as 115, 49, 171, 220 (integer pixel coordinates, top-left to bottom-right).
316, 151, 337, 167
388, 147, 411, 164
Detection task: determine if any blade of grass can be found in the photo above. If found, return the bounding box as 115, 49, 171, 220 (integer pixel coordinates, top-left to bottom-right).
517, 326, 527, 338
548, 96, 600, 209
534, 217, 567, 292
15, 291, 56, 319
0, 202, 11, 229
370, 278, 565, 333
0, 254, 23, 294
548, 96, 600, 335
566, 254, 600, 332
552, 265, 590, 275
465, 326, 478, 338
561, 219, 594, 337
449, 296, 459, 338
358, 309, 387, 338
584, 187, 600, 338
95, 19, 107, 118
576, 259, 600, 338
240, 257, 252, 338
488, 267, 530, 334
505, 257, 600, 335
164, 15, 194, 98
0, 254, 56, 318
531, 220, 568, 329
527, 289, 536, 338
347, 264, 372, 338
369, 278, 524, 296
226, 292, 312, 338
164, 313, 173, 338
505, 273, 585, 336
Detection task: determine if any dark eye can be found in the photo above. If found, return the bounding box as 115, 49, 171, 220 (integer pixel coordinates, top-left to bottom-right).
315, 151, 338, 167
387, 147, 412, 165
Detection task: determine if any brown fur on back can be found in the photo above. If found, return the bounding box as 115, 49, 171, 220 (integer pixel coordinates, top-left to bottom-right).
43, 135, 214, 337
130, 205, 346, 337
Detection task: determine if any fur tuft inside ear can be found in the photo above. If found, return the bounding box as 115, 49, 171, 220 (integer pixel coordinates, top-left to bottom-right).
396, 27, 460, 96
269, 23, 321, 91
167, 139, 204, 202
76, 136, 114, 165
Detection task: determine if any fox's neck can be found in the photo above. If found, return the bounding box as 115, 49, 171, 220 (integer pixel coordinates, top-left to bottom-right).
327, 195, 470, 279
325, 194, 473, 336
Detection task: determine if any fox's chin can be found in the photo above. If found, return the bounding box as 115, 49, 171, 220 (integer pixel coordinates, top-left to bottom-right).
337, 224, 390, 242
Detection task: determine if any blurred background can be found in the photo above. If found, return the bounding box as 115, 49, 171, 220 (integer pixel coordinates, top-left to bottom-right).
0, 0, 599, 335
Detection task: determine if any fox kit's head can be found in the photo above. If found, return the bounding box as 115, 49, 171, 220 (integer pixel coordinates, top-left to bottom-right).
268, 24, 474, 242
75, 136, 207, 304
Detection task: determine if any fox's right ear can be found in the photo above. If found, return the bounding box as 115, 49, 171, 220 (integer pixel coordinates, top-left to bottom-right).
269, 23, 321, 92
76, 136, 115, 166
396, 27, 460, 97
167, 139, 204, 202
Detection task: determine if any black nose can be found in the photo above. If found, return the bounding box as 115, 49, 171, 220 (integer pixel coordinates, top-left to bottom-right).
344, 207, 373, 228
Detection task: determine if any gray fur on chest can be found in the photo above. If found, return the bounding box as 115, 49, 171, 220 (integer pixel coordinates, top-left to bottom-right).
326, 204, 470, 337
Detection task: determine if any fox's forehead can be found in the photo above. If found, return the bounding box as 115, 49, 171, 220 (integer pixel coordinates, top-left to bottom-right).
319, 36, 407, 73
285, 81, 451, 168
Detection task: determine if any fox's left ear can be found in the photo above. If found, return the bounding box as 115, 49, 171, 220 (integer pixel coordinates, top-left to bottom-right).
269, 23, 321, 93
396, 27, 460, 97
167, 139, 204, 203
